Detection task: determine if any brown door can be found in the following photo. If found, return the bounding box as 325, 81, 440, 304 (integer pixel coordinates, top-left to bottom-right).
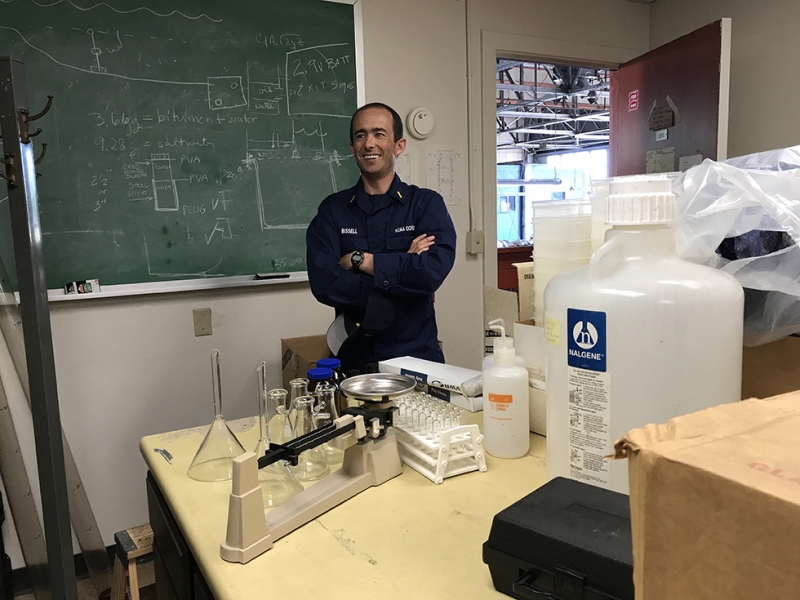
610, 19, 731, 176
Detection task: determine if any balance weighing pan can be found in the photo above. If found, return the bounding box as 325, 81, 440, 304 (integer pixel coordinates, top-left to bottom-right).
339, 373, 416, 403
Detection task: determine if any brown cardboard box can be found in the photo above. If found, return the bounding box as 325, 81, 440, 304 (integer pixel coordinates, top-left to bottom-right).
742, 336, 800, 399
614, 393, 800, 599
280, 335, 330, 389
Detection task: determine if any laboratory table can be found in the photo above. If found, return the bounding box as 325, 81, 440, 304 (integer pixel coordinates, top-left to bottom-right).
140, 416, 548, 600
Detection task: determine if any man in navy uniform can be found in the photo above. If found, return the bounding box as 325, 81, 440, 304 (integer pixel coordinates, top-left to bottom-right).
306, 103, 456, 373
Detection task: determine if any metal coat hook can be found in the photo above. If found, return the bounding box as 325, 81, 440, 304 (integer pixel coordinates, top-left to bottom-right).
26, 94, 53, 121
0, 153, 17, 187
34, 143, 47, 165
18, 95, 53, 143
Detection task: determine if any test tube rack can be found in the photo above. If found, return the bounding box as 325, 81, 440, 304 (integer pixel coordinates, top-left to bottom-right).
393, 393, 487, 484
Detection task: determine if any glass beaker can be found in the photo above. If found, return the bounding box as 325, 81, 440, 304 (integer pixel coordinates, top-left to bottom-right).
187, 349, 246, 482
254, 363, 303, 507
314, 382, 344, 463
290, 395, 329, 481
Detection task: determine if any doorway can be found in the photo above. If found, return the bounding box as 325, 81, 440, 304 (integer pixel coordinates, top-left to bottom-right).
495, 60, 611, 292
488, 20, 730, 297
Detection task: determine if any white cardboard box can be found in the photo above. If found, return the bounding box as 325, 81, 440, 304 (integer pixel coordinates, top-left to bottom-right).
513, 320, 546, 435
513, 262, 535, 322
378, 356, 483, 412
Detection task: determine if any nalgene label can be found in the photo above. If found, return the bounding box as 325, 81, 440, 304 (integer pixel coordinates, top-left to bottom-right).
567, 308, 607, 372
566, 308, 610, 486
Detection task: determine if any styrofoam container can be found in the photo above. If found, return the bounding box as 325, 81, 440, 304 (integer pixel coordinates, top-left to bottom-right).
532, 200, 591, 220
533, 218, 593, 240
533, 238, 592, 258
534, 256, 591, 274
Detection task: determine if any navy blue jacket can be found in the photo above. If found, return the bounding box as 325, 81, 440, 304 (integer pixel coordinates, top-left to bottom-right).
306, 175, 456, 369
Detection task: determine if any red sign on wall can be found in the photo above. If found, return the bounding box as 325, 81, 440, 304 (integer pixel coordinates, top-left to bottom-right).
628, 89, 640, 111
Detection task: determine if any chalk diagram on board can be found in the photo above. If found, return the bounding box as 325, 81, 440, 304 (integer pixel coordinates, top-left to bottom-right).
0, 2, 358, 281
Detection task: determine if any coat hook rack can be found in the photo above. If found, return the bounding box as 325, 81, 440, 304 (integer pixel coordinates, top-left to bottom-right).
34, 143, 47, 165
0, 58, 78, 598
1, 153, 17, 187
18, 95, 53, 143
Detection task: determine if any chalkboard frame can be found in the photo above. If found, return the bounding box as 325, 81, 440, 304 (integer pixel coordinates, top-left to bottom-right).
2, 0, 365, 302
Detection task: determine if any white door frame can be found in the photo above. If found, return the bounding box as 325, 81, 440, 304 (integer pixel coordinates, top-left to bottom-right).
471, 30, 643, 289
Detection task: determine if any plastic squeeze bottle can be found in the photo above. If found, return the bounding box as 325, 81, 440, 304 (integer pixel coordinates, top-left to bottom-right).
483, 322, 530, 458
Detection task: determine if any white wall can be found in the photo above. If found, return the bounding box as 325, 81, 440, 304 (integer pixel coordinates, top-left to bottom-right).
359, 0, 479, 371
649, 0, 800, 158
2, 0, 650, 568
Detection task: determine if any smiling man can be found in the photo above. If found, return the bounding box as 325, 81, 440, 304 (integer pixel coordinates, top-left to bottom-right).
306, 102, 457, 373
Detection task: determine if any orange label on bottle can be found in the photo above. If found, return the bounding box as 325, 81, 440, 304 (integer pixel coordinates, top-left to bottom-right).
489, 393, 512, 404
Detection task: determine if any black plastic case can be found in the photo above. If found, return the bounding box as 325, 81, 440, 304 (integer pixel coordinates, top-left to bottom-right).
482, 477, 633, 600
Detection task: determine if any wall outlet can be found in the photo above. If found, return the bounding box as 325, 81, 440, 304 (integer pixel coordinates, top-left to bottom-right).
193, 307, 212, 336
466, 230, 484, 255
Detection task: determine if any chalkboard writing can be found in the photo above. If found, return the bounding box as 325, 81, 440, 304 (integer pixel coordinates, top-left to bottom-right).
0, 0, 359, 289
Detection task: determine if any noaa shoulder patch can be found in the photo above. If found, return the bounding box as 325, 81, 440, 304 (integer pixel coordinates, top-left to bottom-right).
567, 308, 606, 372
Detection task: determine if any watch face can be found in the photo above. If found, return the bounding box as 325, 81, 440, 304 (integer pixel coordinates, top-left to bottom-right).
351, 251, 364, 269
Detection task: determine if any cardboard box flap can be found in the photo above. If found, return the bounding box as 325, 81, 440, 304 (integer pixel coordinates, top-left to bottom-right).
613, 392, 800, 458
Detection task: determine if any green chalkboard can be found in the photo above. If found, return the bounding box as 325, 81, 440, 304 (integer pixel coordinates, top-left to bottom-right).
0, 0, 359, 289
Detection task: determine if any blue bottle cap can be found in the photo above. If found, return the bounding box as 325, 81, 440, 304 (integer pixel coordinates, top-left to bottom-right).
317, 358, 341, 370
307, 367, 333, 380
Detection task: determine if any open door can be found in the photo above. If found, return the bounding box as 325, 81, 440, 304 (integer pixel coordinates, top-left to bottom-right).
610, 19, 731, 176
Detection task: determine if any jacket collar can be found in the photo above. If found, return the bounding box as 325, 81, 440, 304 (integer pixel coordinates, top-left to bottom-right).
349, 174, 409, 209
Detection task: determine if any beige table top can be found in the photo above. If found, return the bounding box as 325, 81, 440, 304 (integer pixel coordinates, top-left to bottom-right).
140, 415, 548, 600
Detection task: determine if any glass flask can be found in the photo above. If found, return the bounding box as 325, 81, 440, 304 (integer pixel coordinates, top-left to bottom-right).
317, 357, 347, 415
289, 377, 308, 400
306, 367, 333, 395
289, 395, 329, 481
313, 382, 343, 463
267, 389, 291, 445
254, 362, 303, 508
286, 378, 309, 441
187, 349, 246, 482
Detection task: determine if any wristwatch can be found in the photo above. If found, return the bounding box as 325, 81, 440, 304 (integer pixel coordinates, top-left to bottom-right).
351, 250, 365, 273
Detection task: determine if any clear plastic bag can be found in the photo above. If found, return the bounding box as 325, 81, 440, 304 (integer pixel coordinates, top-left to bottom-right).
673, 145, 800, 346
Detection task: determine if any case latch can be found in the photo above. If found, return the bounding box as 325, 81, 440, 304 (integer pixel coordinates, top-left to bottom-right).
512, 566, 589, 600
554, 567, 586, 599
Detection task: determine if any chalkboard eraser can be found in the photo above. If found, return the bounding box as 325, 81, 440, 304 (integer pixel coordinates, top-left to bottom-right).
255, 273, 291, 280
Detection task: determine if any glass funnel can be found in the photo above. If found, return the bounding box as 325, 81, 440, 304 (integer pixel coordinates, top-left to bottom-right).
290, 395, 329, 481
187, 349, 246, 482
314, 382, 344, 463
254, 362, 303, 508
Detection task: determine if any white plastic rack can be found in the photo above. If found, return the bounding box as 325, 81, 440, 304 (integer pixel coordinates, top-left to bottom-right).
393, 393, 487, 484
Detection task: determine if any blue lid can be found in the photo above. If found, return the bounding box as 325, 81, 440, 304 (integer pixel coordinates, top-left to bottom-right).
317, 358, 341, 369
307, 367, 333, 380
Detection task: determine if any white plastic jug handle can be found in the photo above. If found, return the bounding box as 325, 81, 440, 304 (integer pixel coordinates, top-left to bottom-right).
589, 232, 625, 282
